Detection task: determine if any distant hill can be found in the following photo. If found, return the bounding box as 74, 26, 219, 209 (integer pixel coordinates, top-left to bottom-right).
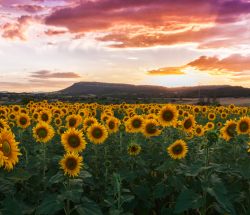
58, 82, 250, 98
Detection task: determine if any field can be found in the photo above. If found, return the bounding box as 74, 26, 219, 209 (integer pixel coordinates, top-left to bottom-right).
0, 102, 249, 215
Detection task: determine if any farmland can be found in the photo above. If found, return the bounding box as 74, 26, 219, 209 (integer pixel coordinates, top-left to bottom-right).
0, 102, 249, 215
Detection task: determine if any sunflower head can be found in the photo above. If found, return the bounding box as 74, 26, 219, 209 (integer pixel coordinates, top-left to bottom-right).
237, 116, 250, 135
62, 128, 86, 153
33, 122, 55, 143
87, 123, 108, 144
167, 139, 188, 160
60, 152, 83, 177
142, 119, 161, 138
158, 105, 178, 127
182, 115, 196, 132
127, 143, 141, 156
17, 114, 31, 129
220, 120, 237, 141
0, 129, 21, 171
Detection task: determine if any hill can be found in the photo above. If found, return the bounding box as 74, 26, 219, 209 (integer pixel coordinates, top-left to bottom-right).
58, 82, 250, 98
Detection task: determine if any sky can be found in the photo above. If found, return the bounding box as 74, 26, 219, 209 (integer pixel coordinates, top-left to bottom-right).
0, 0, 250, 92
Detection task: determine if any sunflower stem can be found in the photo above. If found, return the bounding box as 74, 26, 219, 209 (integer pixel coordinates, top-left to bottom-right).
65, 178, 71, 215
202, 144, 209, 215
42, 143, 47, 191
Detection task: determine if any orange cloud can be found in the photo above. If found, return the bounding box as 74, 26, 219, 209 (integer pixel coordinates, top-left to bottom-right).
188, 54, 250, 73
148, 67, 185, 75
148, 54, 250, 76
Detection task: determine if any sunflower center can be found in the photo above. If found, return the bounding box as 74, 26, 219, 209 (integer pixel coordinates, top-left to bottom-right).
172, 144, 183, 155
226, 123, 237, 137
68, 135, 80, 148
41, 113, 49, 122
69, 118, 77, 127
239, 121, 248, 132
132, 119, 141, 128
37, 127, 48, 138
130, 146, 138, 153
146, 123, 157, 134
92, 128, 103, 139
20, 117, 27, 125
65, 157, 77, 170
162, 110, 174, 121
184, 119, 192, 129
2, 140, 11, 156
108, 121, 115, 129
196, 128, 201, 133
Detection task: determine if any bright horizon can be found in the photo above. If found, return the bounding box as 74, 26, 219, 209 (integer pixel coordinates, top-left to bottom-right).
0, 0, 250, 92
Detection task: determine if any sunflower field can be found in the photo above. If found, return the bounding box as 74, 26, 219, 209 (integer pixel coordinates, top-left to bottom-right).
0, 101, 249, 215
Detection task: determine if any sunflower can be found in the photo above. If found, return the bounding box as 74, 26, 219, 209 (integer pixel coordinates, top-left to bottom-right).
33, 122, 55, 143
66, 114, 82, 128
220, 120, 237, 141
106, 117, 120, 133
167, 139, 188, 160
142, 119, 161, 138
83, 117, 98, 130
0, 129, 21, 171
126, 115, 144, 133
236, 116, 250, 135
54, 117, 62, 127
127, 143, 141, 156
57, 126, 67, 135
60, 152, 83, 177
87, 123, 108, 144
221, 112, 227, 119
208, 112, 216, 121
205, 122, 215, 131
0, 119, 9, 131
158, 105, 178, 127
62, 128, 86, 153
38, 110, 52, 124
182, 115, 196, 133
16, 114, 31, 129
194, 125, 205, 137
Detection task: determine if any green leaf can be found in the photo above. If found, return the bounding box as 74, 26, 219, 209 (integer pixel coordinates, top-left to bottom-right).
156, 160, 175, 172
0, 178, 14, 194
6, 168, 32, 182
2, 197, 22, 215
79, 170, 92, 179
36, 195, 64, 215
76, 197, 102, 215
48, 172, 64, 185
174, 189, 202, 213
207, 174, 236, 215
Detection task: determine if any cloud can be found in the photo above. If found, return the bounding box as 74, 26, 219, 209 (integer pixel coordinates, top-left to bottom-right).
148, 54, 250, 76
45, 29, 68, 36
148, 67, 185, 75
43, 0, 250, 48
30, 70, 81, 79
1, 15, 32, 40
14, 4, 44, 13
187, 54, 250, 73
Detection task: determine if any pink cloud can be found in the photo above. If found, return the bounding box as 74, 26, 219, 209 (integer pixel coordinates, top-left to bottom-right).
1, 15, 32, 40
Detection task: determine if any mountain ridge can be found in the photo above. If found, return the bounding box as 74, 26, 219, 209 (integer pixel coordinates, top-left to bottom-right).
58, 82, 250, 98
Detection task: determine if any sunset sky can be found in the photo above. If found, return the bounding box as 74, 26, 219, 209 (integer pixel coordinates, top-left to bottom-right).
0, 0, 250, 92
